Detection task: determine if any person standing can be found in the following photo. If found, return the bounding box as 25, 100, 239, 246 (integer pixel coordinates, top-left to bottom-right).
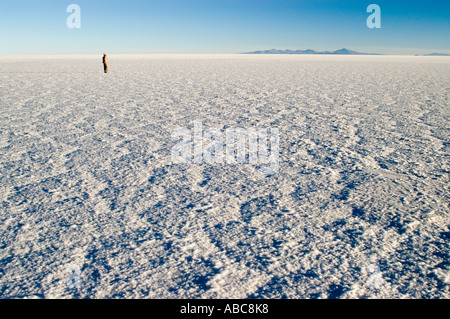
103, 53, 108, 73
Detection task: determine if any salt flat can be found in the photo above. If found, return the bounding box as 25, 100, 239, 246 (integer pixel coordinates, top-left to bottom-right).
0, 54, 448, 299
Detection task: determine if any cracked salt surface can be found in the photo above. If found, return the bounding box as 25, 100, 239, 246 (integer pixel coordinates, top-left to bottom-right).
0, 54, 449, 299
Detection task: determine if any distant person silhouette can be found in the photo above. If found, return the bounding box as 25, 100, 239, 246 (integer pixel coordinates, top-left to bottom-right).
103, 53, 108, 73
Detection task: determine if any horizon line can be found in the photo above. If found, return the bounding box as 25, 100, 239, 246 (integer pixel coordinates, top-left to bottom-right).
1, 52, 450, 57
1, 47, 449, 57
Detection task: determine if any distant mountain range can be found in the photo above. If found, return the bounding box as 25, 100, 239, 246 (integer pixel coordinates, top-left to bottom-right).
243, 49, 450, 56
424, 53, 450, 56
243, 48, 381, 55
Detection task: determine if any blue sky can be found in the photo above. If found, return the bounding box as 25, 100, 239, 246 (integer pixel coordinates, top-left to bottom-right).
0, 0, 449, 55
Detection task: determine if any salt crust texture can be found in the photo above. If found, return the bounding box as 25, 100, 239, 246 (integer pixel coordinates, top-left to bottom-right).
0, 55, 448, 299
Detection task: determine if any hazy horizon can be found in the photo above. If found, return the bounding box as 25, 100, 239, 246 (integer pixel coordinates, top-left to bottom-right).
1, 50, 450, 57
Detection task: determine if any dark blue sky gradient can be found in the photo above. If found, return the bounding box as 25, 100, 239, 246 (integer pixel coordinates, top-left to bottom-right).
0, 0, 449, 54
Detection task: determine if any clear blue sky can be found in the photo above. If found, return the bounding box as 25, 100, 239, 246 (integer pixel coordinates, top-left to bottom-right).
0, 0, 449, 55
